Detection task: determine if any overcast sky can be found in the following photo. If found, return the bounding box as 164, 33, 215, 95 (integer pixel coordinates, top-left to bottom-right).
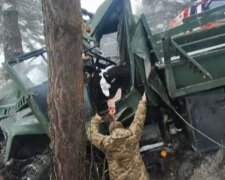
81, 0, 139, 13
81, 0, 106, 13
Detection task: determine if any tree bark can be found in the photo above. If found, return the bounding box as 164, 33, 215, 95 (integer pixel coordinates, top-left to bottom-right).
2, 0, 23, 61
42, 0, 85, 179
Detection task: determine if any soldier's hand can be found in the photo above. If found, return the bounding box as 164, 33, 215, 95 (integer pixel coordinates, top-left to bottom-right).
96, 113, 111, 123
107, 99, 116, 117
142, 92, 147, 103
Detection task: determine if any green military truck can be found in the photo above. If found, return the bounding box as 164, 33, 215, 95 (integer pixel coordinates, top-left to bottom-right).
0, 0, 225, 179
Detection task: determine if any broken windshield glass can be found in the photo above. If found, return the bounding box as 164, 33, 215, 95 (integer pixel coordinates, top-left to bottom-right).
12, 53, 48, 89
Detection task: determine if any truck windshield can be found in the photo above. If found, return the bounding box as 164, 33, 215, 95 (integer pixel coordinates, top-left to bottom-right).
12, 53, 48, 89
208, 0, 225, 9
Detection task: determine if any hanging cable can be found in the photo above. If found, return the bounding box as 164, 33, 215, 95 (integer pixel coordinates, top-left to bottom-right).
170, 106, 225, 149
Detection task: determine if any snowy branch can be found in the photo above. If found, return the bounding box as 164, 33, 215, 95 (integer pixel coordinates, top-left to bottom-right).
2, 3, 13, 12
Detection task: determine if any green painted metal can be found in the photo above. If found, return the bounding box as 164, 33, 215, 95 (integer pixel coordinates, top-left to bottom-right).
90, 0, 122, 42
0, 49, 49, 161
116, 88, 147, 127
28, 96, 49, 135
130, 19, 171, 106
88, 0, 169, 125
171, 38, 213, 80
0, 95, 27, 119
165, 6, 225, 37
174, 24, 225, 52
162, 38, 177, 98
0, 0, 225, 162
183, 4, 225, 23
150, 4, 225, 66
170, 47, 225, 96
4, 52, 50, 135
134, 3, 225, 98
0, 81, 27, 119
0, 108, 45, 161
140, 15, 163, 62
162, 21, 225, 97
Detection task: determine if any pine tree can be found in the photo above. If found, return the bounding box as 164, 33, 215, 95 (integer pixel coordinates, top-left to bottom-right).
42, 0, 85, 179
2, 0, 23, 61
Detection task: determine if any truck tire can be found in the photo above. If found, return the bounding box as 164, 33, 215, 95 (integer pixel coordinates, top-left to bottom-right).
22, 154, 51, 180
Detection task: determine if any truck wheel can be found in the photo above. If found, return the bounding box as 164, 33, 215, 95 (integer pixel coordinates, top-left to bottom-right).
22, 154, 51, 180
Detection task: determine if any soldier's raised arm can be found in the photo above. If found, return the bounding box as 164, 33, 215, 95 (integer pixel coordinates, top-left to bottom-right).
129, 93, 147, 140
86, 114, 109, 152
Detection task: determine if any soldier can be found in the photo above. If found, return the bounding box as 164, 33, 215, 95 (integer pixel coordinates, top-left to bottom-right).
87, 93, 149, 180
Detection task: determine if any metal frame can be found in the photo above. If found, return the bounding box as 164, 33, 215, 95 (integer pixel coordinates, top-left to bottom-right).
149, 4, 225, 98
4, 49, 50, 135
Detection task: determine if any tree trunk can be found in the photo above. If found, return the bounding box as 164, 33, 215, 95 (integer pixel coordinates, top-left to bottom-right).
2, 0, 23, 61
42, 0, 85, 179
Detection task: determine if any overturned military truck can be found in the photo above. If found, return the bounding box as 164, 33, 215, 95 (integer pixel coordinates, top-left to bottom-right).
0, 0, 225, 179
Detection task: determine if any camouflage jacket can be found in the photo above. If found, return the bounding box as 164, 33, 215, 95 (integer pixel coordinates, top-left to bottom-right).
87, 101, 149, 180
